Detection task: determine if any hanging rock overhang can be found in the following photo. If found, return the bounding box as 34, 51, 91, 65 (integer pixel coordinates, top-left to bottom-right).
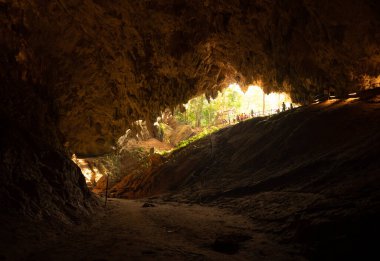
1, 0, 379, 156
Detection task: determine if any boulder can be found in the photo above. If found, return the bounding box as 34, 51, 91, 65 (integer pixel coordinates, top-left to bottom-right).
161, 124, 174, 144
170, 125, 195, 146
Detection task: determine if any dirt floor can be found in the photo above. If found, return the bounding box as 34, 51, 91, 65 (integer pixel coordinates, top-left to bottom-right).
95, 97, 380, 260
2, 96, 379, 260
3, 198, 304, 261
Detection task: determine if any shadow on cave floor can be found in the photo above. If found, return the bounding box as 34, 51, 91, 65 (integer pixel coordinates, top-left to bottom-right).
87, 97, 380, 260
4, 199, 299, 261
1, 97, 380, 261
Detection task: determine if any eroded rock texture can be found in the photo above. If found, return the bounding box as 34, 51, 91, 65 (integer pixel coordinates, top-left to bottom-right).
2, 0, 379, 156
0, 0, 379, 220
0, 1, 96, 219
114, 98, 380, 259
0, 121, 95, 220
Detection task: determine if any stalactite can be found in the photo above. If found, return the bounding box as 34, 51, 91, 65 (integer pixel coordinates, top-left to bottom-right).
1, 0, 378, 156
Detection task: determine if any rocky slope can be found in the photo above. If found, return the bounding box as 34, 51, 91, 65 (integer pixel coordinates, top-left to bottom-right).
74, 121, 194, 195
2, 95, 379, 258
0, 0, 379, 241
114, 95, 380, 259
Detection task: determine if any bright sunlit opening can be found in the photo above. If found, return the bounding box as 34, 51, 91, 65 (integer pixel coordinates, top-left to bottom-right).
175, 83, 296, 128
221, 83, 294, 115
72, 154, 103, 185
228, 83, 244, 94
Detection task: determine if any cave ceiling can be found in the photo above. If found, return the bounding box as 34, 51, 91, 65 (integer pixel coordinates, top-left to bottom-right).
1, 0, 379, 156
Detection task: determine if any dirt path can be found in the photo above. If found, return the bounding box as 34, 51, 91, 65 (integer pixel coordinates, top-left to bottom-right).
22, 198, 300, 261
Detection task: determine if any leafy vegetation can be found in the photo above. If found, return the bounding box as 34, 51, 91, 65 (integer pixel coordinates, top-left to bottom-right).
174, 84, 293, 128
176, 126, 219, 149
175, 85, 244, 127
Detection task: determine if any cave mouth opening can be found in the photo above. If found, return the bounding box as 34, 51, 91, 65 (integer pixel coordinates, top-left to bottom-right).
175, 83, 295, 129
72, 83, 297, 194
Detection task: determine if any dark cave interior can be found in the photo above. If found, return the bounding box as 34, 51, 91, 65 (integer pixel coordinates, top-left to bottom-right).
0, 0, 379, 260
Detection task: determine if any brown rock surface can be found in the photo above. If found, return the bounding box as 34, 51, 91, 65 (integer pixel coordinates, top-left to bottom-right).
169, 124, 195, 146
0, 119, 97, 221
0, 0, 379, 256
112, 97, 380, 258
161, 123, 174, 144
124, 138, 174, 152
2, 0, 379, 156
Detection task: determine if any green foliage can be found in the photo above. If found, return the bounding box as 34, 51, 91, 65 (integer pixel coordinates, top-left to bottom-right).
102, 152, 122, 180
156, 126, 219, 156
156, 150, 172, 156
175, 87, 243, 127
101, 146, 151, 181
176, 126, 219, 149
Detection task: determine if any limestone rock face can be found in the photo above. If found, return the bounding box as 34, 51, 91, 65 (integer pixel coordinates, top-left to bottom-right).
161, 124, 174, 144
0, 3, 97, 219
2, 0, 379, 156
170, 125, 195, 146
0, 0, 379, 221
0, 119, 96, 220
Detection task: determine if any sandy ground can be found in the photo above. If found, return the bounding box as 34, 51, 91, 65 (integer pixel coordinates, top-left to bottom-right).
2, 97, 379, 260
11, 198, 301, 261
98, 98, 380, 259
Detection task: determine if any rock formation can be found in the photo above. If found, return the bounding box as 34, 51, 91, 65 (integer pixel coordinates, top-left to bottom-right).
111, 97, 380, 258
0, 0, 379, 222
2, 0, 379, 156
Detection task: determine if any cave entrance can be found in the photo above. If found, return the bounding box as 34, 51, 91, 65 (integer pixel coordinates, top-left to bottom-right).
175, 83, 294, 128
72, 84, 296, 196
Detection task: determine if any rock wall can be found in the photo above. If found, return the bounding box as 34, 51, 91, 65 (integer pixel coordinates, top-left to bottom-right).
2, 0, 379, 156
0, 0, 379, 219
110, 97, 380, 258
0, 2, 96, 220
0, 121, 96, 221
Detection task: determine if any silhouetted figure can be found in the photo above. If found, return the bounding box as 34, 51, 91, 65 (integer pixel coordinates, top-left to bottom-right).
250, 109, 254, 118
282, 102, 286, 112
290, 103, 294, 110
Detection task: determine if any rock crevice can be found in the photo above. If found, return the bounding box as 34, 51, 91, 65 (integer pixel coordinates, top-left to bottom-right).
0, 0, 379, 218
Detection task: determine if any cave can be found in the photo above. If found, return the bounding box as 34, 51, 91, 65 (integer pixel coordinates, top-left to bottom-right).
0, 0, 379, 260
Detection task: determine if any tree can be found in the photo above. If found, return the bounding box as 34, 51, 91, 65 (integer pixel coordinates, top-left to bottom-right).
174, 86, 244, 127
